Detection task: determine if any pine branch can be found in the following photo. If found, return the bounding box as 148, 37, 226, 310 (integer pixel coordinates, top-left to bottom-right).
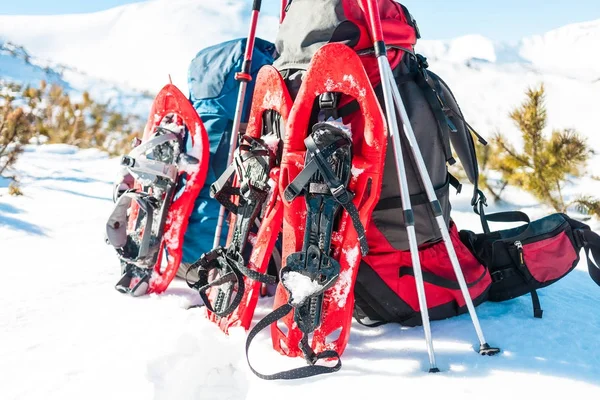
572, 196, 600, 218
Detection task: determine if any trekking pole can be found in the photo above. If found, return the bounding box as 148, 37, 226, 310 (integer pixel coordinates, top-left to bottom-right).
360, 0, 438, 373
363, 0, 500, 358
213, 0, 263, 249
280, 0, 289, 23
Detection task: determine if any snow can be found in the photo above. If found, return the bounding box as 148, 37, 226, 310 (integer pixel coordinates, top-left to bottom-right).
282, 271, 324, 306
262, 134, 280, 155
351, 166, 365, 178
342, 245, 360, 267
2, 4, 600, 399
2, 138, 600, 400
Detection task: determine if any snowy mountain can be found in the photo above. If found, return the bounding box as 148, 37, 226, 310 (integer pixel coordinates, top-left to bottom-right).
1, 1, 598, 160
0, 0, 280, 93
417, 17, 600, 81
0, 40, 154, 117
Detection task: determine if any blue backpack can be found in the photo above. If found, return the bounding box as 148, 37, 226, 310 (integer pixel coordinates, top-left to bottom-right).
182, 37, 276, 264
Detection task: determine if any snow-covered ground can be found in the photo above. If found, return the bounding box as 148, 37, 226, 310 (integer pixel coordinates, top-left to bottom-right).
2, 1, 600, 398
1, 144, 599, 400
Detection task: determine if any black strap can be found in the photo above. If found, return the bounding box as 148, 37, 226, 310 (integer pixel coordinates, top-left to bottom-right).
284, 137, 349, 201
414, 66, 455, 166
246, 304, 342, 380
375, 176, 450, 211
304, 135, 369, 255
211, 163, 239, 213
285, 133, 369, 255
399, 265, 488, 290
483, 211, 531, 224
449, 173, 462, 194
579, 229, 600, 286
187, 247, 277, 317
475, 191, 531, 235
530, 290, 543, 319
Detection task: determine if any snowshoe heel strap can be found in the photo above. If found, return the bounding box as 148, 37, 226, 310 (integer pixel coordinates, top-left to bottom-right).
245, 304, 342, 380
106, 191, 159, 263
187, 247, 278, 318
115, 264, 152, 297
187, 247, 246, 317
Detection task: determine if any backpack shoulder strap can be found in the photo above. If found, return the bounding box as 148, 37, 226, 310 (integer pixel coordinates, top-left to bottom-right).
569, 217, 600, 286
580, 229, 600, 286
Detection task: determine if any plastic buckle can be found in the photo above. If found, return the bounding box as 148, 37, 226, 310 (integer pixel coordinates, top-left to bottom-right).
416, 54, 429, 80
320, 92, 338, 108
491, 270, 504, 283
472, 190, 488, 213
330, 184, 351, 205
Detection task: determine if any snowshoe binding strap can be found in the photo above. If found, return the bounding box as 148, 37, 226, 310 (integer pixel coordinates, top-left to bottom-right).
246, 122, 356, 380
115, 263, 153, 297
284, 122, 369, 256
188, 134, 277, 317
121, 127, 187, 184
106, 191, 164, 266
107, 124, 191, 296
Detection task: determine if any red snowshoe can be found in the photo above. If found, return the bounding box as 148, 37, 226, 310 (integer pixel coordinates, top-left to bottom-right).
106, 84, 209, 296
245, 43, 388, 379
186, 66, 292, 333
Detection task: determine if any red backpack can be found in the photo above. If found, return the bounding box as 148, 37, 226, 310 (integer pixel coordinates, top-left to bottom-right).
274, 0, 491, 328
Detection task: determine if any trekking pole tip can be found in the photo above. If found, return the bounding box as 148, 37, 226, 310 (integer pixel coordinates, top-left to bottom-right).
429, 367, 441, 374
479, 343, 501, 356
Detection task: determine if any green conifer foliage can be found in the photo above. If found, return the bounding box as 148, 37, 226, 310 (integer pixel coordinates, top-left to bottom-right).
492, 84, 597, 216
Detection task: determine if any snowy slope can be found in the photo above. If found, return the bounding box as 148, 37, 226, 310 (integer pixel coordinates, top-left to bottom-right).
1, 145, 600, 400
2, 1, 596, 92
0, 0, 280, 93
417, 18, 600, 80
0, 40, 154, 118
1, 1, 598, 160
0, 41, 68, 87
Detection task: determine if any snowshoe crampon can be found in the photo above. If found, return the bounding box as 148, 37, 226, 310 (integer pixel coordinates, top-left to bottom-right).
245, 43, 387, 380
187, 66, 292, 332
106, 84, 209, 297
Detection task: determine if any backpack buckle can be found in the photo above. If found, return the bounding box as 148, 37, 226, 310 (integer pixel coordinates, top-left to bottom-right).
319, 92, 340, 120
319, 92, 339, 110
491, 270, 504, 283
574, 229, 587, 248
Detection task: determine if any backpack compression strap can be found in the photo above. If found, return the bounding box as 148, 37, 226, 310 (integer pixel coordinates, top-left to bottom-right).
122, 129, 182, 184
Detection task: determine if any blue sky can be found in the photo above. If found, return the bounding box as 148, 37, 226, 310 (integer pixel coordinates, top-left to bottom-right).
0, 0, 599, 42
